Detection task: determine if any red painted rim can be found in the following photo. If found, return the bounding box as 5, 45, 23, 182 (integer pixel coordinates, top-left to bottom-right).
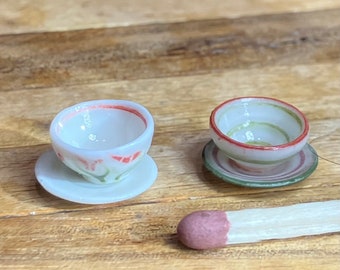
59, 104, 147, 128
50, 100, 153, 153
210, 96, 309, 151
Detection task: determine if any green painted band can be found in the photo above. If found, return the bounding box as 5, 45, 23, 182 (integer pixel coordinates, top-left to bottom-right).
226, 121, 290, 143
217, 102, 303, 131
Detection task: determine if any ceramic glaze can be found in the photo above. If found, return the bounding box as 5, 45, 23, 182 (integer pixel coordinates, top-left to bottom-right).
210, 97, 309, 171
57, 104, 147, 150
50, 100, 155, 184
35, 150, 158, 204
202, 140, 318, 188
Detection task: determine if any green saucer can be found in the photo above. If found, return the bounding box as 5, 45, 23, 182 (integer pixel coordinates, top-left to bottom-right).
202, 140, 318, 188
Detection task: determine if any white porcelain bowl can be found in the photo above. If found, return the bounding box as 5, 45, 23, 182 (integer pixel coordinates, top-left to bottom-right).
210, 97, 309, 172
50, 100, 154, 184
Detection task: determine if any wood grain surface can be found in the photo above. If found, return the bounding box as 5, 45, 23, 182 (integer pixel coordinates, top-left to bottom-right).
0, 1, 340, 269
1, 0, 340, 34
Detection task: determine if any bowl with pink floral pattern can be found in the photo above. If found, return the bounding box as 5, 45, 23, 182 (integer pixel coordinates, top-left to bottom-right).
49, 99, 155, 185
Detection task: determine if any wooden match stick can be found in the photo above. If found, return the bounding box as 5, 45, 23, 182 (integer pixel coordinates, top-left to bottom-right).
177, 200, 340, 250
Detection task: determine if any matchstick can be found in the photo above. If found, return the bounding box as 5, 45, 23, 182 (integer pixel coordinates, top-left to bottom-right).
177, 200, 340, 250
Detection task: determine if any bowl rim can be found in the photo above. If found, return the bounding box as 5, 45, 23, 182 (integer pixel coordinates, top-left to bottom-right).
50, 99, 154, 153
210, 96, 309, 151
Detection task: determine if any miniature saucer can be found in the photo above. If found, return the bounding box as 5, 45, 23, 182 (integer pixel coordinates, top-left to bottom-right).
35, 150, 158, 204
202, 140, 318, 188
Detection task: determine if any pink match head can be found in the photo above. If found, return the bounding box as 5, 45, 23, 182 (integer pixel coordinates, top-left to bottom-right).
177, 210, 229, 250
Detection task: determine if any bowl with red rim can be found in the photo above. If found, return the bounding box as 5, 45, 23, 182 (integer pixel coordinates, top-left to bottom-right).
209, 97, 309, 173
50, 99, 154, 184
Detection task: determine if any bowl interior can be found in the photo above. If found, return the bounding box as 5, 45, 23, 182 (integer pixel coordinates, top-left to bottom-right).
213, 98, 306, 147
55, 104, 147, 150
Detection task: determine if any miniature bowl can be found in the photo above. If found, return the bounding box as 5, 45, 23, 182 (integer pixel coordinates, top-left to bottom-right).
209, 97, 309, 173
50, 100, 154, 184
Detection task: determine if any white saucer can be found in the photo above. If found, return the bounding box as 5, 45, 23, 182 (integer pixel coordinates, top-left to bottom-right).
202, 140, 318, 188
35, 150, 158, 204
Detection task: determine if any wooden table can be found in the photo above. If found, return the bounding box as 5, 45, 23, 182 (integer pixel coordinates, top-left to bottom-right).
1, 1, 339, 269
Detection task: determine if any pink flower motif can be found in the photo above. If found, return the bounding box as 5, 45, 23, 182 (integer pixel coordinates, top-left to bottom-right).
77, 157, 104, 171
56, 152, 65, 161
111, 151, 141, 163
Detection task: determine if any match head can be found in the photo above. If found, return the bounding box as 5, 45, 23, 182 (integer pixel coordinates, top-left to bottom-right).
177, 210, 229, 250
